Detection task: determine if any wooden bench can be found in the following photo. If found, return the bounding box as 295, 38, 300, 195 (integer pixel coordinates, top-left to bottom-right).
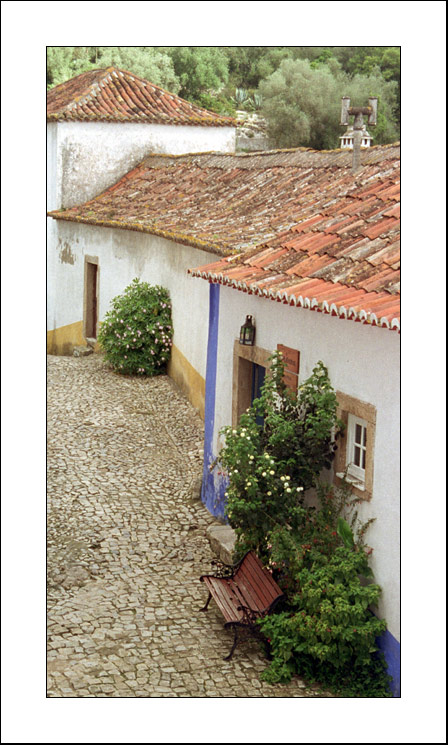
199, 550, 284, 660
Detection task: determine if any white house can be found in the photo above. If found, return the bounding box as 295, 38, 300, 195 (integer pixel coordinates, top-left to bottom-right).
48, 135, 400, 693
47, 67, 237, 363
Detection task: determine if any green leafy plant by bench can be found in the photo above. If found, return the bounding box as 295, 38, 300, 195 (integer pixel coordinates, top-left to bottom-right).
258, 483, 391, 695
217, 352, 391, 696
98, 279, 173, 376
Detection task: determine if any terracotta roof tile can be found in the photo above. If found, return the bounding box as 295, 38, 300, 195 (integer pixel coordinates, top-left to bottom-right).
49, 143, 400, 331
362, 217, 400, 240
47, 67, 236, 127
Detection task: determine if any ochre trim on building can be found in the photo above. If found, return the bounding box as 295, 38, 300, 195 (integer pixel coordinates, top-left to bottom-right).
47, 321, 86, 355
167, 344, 205, 419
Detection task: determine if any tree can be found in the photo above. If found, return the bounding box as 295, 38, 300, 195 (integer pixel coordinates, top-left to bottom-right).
47, 47, 93, 88
94, 47, 180, 93
47, 47, 180, 94
344, 67, 399, 143
259, 57, 399, 150
164, 47, 229, 101
259, 58, 343, 150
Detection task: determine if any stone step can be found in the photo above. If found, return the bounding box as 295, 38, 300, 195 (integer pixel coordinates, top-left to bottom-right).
206, 524, 236, 565
73, 345, 93, 357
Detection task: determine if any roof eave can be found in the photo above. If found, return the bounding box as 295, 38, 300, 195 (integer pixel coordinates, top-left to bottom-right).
47, 211, 232, 257
187, 268, 400, 333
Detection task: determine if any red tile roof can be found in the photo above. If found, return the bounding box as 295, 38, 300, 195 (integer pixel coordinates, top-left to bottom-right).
47, 67, 236, 127
49, 144, 400, 331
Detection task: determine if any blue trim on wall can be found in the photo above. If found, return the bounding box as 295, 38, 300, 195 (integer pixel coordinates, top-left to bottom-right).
200, 289, 400, 695
376, 628, 401, 697
201, 283, 228, 519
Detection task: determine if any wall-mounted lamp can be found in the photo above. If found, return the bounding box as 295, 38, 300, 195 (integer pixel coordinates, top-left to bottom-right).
239, 315, 255, 346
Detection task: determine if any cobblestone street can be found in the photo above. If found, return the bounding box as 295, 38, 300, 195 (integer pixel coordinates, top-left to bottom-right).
47, 354, 328, 697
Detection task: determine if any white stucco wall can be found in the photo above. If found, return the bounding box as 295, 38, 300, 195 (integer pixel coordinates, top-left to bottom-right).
48, 121, 236, 209
212, 285, 400, 639
48, 220, 215, 380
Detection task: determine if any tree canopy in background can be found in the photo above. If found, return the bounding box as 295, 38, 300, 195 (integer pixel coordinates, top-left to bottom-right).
47, 46, 400, 149
259, 58, 399, 149
47, 46, 180, 93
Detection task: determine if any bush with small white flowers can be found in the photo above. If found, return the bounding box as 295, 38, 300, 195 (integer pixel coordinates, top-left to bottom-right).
217, 353, 392, 695
98, 279, 173, 376
217, 352, 343, 561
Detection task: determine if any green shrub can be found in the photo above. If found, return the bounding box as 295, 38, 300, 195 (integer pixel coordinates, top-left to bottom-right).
98, 279, 173, 376
258, 481, 392, 696
217, 352, 391, 696
218, 353, 343, 560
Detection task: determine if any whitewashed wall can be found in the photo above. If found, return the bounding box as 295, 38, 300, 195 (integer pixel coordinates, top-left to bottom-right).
48, 220, 215, 380
213, 285, 400, 640
48, 121, 236, 209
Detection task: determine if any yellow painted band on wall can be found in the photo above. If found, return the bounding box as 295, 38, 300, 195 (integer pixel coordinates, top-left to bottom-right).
47, 327, 204, 419
47, 321, 103, 355
47, 321, 85, 355
168, 345, 205, 419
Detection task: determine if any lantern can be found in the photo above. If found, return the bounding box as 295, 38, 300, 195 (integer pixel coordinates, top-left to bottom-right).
239, 315, 255, 346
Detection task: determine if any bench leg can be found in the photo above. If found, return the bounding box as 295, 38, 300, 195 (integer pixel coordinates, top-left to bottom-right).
224, 626, 239, 661
199, 591, 212, 612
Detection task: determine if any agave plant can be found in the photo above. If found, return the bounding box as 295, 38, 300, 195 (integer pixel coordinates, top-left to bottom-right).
233, 87, 249, 106
253, 92, 263, 110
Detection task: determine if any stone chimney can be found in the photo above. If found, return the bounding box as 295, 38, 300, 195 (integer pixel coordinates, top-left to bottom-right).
339, 124, 373, 149
340, 96, 377, 171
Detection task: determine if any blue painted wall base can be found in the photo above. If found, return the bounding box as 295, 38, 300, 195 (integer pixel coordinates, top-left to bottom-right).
201, 283, 229, 519
377, 628, 400, 697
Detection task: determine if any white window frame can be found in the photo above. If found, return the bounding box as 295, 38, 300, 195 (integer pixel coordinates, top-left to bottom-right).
334, 392, 376, 500
345, 414, 367, 487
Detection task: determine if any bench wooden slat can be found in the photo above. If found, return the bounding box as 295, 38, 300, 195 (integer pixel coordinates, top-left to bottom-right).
235, 552, 281, 609
234, 568, 267, 611
237, 553, 274, 606
200, 551, 284, 659
202, 577, 242, 623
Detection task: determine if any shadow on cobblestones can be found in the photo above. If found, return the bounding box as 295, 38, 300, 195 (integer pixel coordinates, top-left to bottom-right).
47, 354, 330, 697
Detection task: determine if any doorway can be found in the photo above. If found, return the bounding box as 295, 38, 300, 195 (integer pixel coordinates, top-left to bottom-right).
84, 256, 99, 340
232, 340, 271, 426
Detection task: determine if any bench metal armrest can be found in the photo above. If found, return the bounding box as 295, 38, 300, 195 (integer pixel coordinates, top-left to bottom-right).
200, 559, 235, 580
236, 601, 278, 625
200, 550, 252, 580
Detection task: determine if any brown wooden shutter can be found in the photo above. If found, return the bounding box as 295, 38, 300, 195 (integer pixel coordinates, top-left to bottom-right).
277, 344, 300, 393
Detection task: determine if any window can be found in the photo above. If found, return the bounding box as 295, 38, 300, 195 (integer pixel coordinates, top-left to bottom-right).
334, 392, 376, 499
345, 414, 368, 487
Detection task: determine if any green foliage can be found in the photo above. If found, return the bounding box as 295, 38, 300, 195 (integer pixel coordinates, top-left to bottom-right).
47, 47, 180, 93
98, 279, 173, 376
47, 47, 400, 136
259, 58, 342, 150
164, 46, 229, 100
232, 87, 250, 107
194, 92, 236, 117
218, 352, 390, 696
259, 57, 399, 149
47, 47, 94, 88
258, 481, 392, 696
218, 353, 342, 560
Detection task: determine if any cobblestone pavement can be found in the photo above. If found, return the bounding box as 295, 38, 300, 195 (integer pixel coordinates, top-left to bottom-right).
47, 354, 330, 697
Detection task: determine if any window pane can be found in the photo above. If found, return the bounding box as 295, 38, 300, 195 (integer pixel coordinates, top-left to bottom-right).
363, 427, 367, 446
354, 445, 361, 467
362, 449, 366, 469
355, 423, 362, 444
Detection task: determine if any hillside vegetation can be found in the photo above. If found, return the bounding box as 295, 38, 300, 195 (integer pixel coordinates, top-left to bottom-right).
47, 46, 400, 149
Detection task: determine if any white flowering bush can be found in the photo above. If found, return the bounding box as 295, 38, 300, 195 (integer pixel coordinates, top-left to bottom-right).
98, 279, 173, 376
217, 353, 343, 560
